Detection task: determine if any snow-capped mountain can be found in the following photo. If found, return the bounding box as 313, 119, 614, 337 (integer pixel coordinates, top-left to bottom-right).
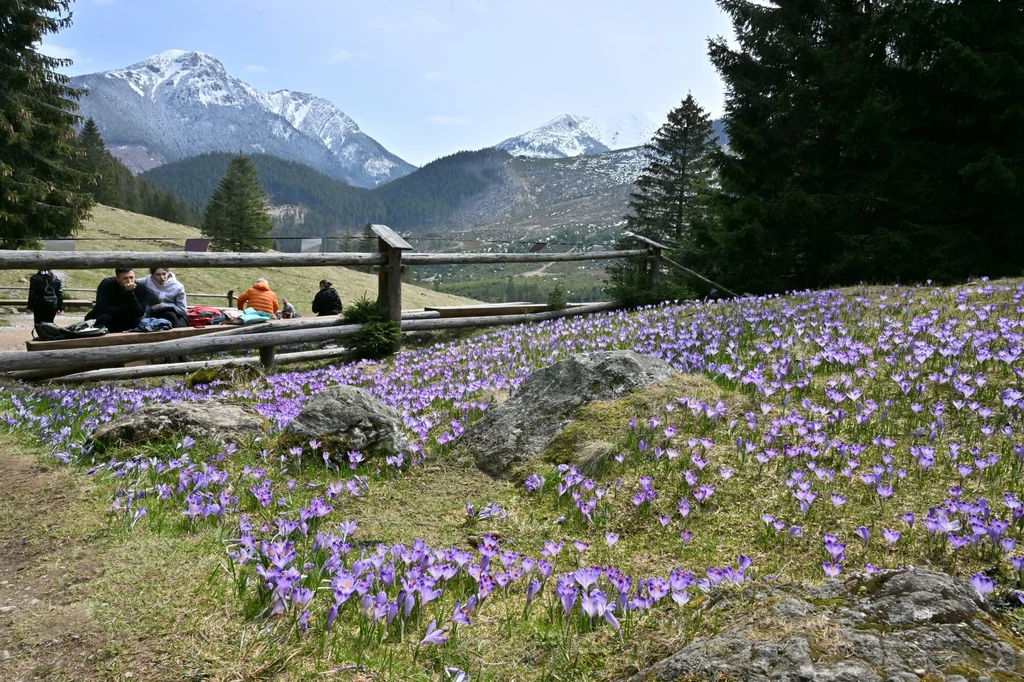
496, 113, 661, 159
71, 50, 415, 187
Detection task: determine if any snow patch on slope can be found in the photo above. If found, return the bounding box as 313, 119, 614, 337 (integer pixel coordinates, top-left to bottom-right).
497, 113, 661, 159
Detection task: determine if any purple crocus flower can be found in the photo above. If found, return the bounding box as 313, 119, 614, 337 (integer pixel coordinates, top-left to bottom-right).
855, 526, 870, 547
883, 528, 901, 546
969, 573, 995, 596
420, 619, 448, 646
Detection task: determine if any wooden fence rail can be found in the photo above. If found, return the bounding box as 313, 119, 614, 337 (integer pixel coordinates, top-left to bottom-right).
0, 223, 735, 379
4, 301, 620, 380
0, 286, 236, 305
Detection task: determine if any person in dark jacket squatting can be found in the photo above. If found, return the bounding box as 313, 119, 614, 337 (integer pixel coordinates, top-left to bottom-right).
27, 269, 64, 327
85, 268, 144, 332
311, 279, 342, 316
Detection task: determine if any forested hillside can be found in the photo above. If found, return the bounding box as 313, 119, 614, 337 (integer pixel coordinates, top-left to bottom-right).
141, 149, 509, 235
141, 145, 646, 244
73, 119, 201, 229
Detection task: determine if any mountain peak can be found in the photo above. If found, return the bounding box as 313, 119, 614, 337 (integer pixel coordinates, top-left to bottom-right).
496, 113, 659, 159
130, 49, 223, 72
73, 50, 415, 187
264, 90, 361, 152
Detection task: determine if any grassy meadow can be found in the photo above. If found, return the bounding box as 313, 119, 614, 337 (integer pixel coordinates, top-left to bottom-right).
2, 279, 1024, 680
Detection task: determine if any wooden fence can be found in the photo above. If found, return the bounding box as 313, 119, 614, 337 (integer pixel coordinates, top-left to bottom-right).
0, 286, 237, 307
0, 224, 725, 382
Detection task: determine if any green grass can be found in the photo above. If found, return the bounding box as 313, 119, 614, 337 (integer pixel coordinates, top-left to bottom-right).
4, 279, 1024, 680
0, 205, 480, 316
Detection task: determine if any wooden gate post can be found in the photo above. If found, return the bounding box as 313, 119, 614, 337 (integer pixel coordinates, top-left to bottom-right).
371, 224, 412, 351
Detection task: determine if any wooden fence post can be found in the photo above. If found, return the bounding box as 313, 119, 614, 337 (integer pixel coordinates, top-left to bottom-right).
227, 290, 235, 307
371, 225, 412, 352
258, 346, 276, 369
648, 246, 663, 293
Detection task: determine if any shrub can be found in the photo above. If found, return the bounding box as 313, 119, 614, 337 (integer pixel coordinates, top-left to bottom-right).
546, 283, 568, 311
341, 296, 402, 360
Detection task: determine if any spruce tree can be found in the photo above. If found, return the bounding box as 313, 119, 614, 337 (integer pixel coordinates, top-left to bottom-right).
608, 94, 719, 303
74, 118, 117, 205
201, 153, 274, 252
0, 0, 94, 248
628, 94, 718, 245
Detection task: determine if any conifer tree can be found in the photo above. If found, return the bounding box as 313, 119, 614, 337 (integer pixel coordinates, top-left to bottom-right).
74, 118, 117, 204
608, 94, 719, 303
704, 0, 1024, 291
628, 94, 718, 245
0, 0, 94, 248
201, 153, 273, 251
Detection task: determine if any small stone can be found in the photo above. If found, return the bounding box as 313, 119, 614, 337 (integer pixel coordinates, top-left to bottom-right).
0, 605, 14, 613
29, 599, 39, 605
1, 650, 10, 660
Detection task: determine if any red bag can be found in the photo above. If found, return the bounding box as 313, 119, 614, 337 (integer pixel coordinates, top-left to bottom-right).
186, 305, 227, 327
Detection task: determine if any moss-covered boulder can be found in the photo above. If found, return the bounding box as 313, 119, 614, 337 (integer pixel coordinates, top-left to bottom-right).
629, 570, 1022, 682
462, 351, 674, 479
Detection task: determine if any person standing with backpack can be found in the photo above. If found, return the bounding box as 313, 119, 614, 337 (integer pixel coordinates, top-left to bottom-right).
27, 269, 64, 327
311, 279, 342, 317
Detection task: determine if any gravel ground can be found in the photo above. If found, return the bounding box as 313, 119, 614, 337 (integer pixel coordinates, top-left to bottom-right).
0, 312, 86, 353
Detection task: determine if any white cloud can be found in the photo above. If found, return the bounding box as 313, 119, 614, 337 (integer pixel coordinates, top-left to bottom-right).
244, 64, 268, 73
418, 71, 446, 83
368, 12, 442, 34
37, 42, 77, 60
427, 115, 471, 126
449, 0, 486, 12
322, 48, 375, 65
325, 48, 353, 64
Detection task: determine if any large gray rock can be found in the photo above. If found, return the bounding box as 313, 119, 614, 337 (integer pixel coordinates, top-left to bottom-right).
284, 385, 410, 459
629, 570, 1021, 682
90, 399, 266, 446
463, 351, 674, 478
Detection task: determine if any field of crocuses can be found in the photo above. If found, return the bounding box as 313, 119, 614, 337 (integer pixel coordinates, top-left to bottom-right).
3, 279, 1024, 680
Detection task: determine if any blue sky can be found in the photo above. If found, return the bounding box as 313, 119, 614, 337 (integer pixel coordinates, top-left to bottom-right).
43, 0, 734, 167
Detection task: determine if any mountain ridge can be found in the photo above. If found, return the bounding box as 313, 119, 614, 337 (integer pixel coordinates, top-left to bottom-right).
141, 145, 643, 242
496, 113, 661, 159
71, 50, 415, 188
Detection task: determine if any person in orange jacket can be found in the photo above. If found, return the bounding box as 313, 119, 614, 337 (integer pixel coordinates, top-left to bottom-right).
236, 278, 279, 316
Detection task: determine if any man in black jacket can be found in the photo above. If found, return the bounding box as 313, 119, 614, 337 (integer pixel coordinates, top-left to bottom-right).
27, 269, 64, 327
311, 279, 342, 316
84, 268, 144, 332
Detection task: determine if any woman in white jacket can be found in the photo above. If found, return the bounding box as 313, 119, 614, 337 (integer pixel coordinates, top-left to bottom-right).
136, 267, 189, 328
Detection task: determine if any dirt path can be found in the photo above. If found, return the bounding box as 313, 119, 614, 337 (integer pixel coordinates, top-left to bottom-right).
520, 262, 553, 278
0, 442, 265, 681
0, 444, 109, 681
0, 313, 86, 353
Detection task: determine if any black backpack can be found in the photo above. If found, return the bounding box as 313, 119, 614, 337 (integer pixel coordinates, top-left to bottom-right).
33, 274, 61, 308
40, 281, 60, 308
32, 320, 107, 341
